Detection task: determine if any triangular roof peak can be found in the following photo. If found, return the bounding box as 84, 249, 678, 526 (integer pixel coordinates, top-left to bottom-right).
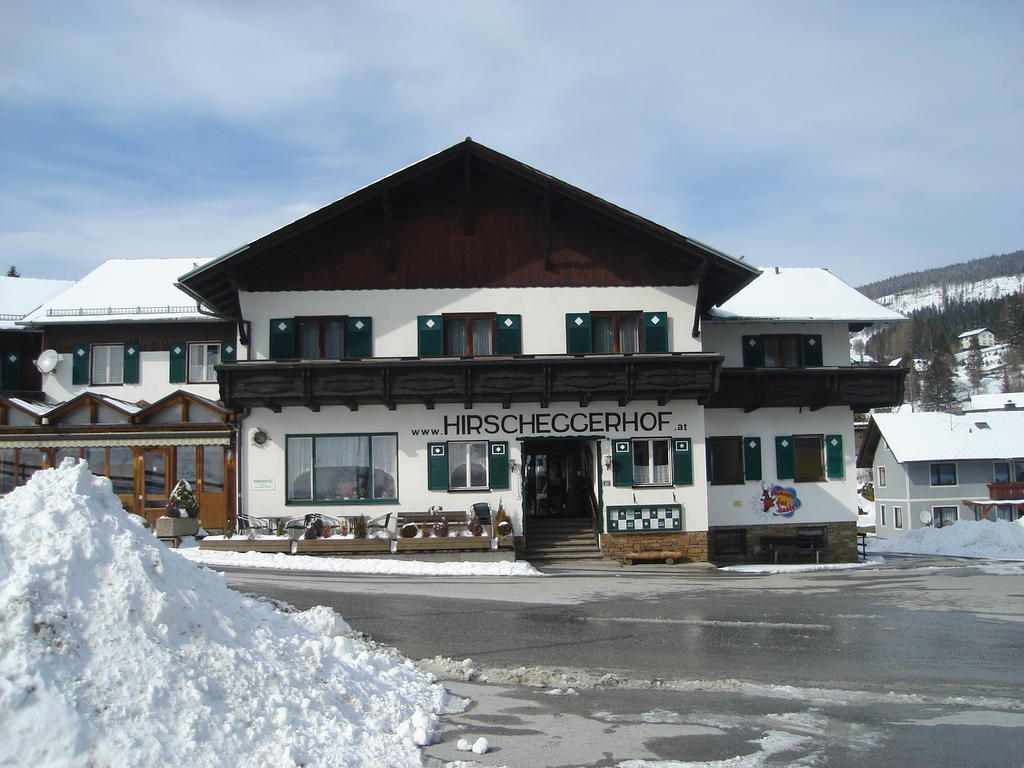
179, 138, 759, 319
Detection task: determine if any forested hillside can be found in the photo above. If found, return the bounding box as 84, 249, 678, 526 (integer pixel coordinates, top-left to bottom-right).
859, 248, 1024, 410
859, 249, 1024, 300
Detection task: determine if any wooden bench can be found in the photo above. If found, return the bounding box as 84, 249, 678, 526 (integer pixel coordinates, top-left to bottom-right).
622, 551, 685, 566
761, 531, 826, 563
397, 510, 469, 527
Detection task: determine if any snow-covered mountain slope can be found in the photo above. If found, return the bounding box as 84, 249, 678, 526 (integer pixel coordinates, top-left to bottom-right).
871, 274, 1024, 315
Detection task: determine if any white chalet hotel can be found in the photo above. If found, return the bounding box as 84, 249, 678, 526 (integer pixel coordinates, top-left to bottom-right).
179, 140, 905, 563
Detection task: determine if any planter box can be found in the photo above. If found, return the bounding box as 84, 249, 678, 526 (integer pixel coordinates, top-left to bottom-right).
155, 517, 199, 538
496, 535, 515, 550
199, 539, 290, 553
396, 537, 491, 552
296, 538, 392, 554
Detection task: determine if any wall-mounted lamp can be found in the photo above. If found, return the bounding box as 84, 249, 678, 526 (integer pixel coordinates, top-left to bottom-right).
603, 455, 613, 470
509, 457, 520, 473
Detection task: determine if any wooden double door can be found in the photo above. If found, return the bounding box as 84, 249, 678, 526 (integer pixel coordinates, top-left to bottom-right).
133, 445, 233, 530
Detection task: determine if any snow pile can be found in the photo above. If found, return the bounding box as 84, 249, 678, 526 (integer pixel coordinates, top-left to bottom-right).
868, 518, 1024, 560
177, 547, 544, 577
0, 460, 453, 767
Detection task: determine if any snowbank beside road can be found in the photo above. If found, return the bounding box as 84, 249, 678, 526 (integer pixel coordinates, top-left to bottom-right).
867, 518, 1024, 560
176, 546, 544, 577
0, 461, 454, 767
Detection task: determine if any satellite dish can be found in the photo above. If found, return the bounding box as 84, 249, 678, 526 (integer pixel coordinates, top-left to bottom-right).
35, 349, 59, 374
918, 510, 932, 525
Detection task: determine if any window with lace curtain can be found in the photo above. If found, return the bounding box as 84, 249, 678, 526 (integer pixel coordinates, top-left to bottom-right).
286, 434, 398, 504
443, 314, 495, 356
632, 438, 672, 486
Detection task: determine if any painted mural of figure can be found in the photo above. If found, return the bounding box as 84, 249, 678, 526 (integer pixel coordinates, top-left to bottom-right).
761, 485, 776, 512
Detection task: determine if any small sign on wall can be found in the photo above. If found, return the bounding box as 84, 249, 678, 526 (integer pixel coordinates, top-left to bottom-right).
251, 479, 276, 491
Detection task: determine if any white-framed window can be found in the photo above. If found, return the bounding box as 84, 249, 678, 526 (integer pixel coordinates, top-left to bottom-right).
448, 441, 489, 491
879, 505, 886, 526
91, 344, 124, 385
877, 466, 887, 487
286, 433, 397, 504
632, 437, 672, 486
894, 506, 903, 529
188, 342, 221, 383
930, 462, 957, 487
932, 506, 957, 528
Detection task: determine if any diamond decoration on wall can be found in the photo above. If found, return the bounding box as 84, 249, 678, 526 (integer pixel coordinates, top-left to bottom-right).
503, 317, 514, 328
808, 338, 817, 346
748, 440, 758, 449
173, 346, 182, 355
829, 437, 840, 447
650, 315, 660, 324
779, 439, 790, 448
748, 338, 757, 347
76, 349, 85, 357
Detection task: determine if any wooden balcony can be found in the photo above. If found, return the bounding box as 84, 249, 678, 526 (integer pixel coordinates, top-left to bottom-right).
705, 367, 907, 411
987, 482, 1024, 500
216, 353, 724, 412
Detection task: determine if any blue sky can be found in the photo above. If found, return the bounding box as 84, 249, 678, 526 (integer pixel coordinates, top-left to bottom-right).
2, 0, 1021, 287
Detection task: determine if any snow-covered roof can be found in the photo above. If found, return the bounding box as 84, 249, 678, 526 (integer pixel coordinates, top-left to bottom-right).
19, 259, 212, 325
0, 276, 75, 329
6, 397, 51, 416
969, 392, 1024, 411
870, 410, 1024, 463
708, 267, 906, 323
958, 328, 991, 338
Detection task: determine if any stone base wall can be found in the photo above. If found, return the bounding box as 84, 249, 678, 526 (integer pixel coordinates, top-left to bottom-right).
599, 531, 709, 563
710, 521, 858, 563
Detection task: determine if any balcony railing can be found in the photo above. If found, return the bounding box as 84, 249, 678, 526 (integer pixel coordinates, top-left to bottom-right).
705, 366, 907, 411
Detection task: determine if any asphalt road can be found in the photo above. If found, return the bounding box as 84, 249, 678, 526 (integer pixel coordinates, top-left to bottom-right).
220, 559, 1024, 767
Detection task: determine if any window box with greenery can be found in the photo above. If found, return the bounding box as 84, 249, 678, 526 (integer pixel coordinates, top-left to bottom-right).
612, 437, 693, 487
269, 316, 373, 359
286, 434, 398, 504
427, 441, 510, 491
417, 313, 521, 356
72, 344, 140, 386
565, 311, 668, 354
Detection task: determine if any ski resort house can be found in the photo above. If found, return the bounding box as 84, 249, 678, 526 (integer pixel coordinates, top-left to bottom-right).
177, 139, 905, 562
857, 410, 1024, 537
2, 259, 240, 531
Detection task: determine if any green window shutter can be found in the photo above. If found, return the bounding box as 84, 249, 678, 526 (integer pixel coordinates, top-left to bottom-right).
418, 315, 443, 357
565, 313, 592, 354
803, 334, 823, 366
488, 442, 510, 489
495, 314, 522, 355
612, 439, 634, 487
743, 437, 762, 481
72, 345, 89, 385
169, 344, 187, 383
220, 341, 237, 362
1, 352, 21, 390
347, 317, 373, 358
672, 438, 693, 486
742, 335, 764, 367
643, 312, 669, 352
427, 443, 449, 490
775, 436, 795, 480
269, 318, 295, 359
826, 434, 844, 479
122, 344, 140, 384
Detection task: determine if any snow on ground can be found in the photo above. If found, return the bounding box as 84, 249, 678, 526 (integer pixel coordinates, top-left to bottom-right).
867, 518, 1024, 560
0, 460, 460, 767
720, 562, 876, 574
176, 546, 544, 577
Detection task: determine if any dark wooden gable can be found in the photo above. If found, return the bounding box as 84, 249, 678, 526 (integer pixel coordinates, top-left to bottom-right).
179, 140, 759, 319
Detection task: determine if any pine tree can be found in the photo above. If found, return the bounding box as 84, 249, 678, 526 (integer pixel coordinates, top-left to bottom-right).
920, 353, 957, 411
6, 266, 19, 277
966, 337, 984, 394
166, 479, 200, 519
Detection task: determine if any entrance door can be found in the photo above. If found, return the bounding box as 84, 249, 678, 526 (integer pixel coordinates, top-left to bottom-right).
523, 440, 596, 519
139, 448, 171, 526
175, 445, 232, 531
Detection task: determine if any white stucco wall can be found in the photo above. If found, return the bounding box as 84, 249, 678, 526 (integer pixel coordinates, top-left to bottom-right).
238, 399, 707, 534
239, 285, 700, 359
701, 321, 853, 367
42, 351, 222, 405
703, 406, 858, 527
